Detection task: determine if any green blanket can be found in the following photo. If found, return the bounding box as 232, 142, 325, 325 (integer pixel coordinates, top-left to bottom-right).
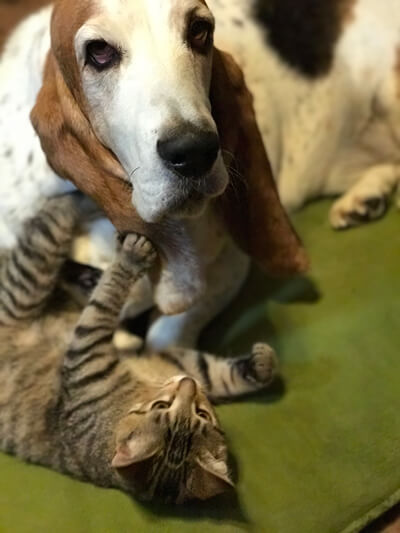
0, 200, 399, 533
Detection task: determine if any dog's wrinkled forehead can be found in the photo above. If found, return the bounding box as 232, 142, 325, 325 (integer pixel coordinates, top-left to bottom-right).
79, 0, 212, 64
93, 0, 211, 29
51, 0, 213, 100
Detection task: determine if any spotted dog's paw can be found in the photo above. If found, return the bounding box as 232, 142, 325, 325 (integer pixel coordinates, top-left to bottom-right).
239, 343, 278, 389
121, 234, 157, 271
330, 194, 388, 230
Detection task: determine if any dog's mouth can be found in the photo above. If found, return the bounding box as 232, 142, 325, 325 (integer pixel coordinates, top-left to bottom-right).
132, 160, 229, 223
132, 185, 208, 223
168, 189, 208, 220
166, 164, 230, 219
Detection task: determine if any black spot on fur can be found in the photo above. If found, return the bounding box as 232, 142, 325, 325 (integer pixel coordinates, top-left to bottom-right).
4, 148, 12, 158
232, 18, 244, 27
254, 0, 348, 77
27, 151, 34, 165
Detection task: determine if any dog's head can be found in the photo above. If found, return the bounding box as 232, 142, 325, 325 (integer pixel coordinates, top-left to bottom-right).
31, 0, 308, 277
39, 0, 228, 223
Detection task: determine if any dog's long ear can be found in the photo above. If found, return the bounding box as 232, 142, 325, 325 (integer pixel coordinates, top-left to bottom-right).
30, 52, 146, 235
210, 49, 308, 276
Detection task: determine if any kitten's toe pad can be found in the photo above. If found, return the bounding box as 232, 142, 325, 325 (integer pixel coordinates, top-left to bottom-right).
248, 343, 278, 386
122, 234, 157, 268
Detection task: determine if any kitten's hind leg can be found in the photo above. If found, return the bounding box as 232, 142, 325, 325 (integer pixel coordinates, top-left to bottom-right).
0, 193, 88, 325
164, 343, 278, 401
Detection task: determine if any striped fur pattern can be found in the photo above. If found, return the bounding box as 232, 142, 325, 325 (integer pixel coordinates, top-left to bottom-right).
0, 194, 277, 503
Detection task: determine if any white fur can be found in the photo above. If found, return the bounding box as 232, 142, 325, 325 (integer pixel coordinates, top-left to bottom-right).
210, 0, 400, 227
0, 6, 115, 267
0, 7, 75, 249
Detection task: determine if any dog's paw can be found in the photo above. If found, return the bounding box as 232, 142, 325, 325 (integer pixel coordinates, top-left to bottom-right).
330, 194, 388, 230
240, 343, 278, 388
121, 234, 157, 270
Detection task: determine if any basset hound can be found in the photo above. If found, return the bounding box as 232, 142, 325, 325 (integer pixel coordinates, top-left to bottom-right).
0, 0, 307, 350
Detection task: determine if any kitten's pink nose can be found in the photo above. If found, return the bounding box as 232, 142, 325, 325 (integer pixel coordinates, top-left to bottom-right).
176, 377, 197, 402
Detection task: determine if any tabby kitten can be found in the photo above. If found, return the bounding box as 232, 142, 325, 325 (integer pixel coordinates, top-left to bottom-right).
0, 194, 277, 503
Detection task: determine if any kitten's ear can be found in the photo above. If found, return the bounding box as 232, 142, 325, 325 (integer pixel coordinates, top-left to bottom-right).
112, 434, 160, 468
187, 455, 234, 501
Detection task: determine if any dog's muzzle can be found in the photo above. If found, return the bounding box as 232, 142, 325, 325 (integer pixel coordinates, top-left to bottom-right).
157, 124, 219, 179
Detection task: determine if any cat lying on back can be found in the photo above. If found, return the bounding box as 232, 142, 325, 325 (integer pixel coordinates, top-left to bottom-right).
0, 193, 278, 503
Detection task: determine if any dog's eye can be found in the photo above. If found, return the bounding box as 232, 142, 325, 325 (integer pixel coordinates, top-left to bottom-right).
196, 408, 211, 422
86, 40, 120, 70
152, 401, 171, 410
189, 20, 213, 51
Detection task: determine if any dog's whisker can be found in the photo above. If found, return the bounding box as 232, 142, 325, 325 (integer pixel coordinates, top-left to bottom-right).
221, 149, 246, 182
129, 167, 140, 179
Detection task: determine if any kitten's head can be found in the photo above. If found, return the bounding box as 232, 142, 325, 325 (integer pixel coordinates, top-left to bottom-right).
112, 375, 233, 503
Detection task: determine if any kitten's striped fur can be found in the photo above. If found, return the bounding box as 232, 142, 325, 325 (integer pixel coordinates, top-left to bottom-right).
0, 194, 277, 503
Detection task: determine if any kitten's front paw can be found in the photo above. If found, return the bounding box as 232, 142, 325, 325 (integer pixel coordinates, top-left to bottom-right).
245, 343, 278, 388
121, 234, 157, 270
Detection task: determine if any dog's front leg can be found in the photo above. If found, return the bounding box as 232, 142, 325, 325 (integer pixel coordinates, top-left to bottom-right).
145, 240, 249, 350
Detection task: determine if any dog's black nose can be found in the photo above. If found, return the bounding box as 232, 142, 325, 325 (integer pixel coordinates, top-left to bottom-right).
157, 128, 219, 178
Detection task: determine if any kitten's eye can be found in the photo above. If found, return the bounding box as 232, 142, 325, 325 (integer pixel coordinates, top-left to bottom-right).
86, 40, 121, 71
152, 401, 171, 410
189, 20, 213, 51
196, 408, 211, 422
